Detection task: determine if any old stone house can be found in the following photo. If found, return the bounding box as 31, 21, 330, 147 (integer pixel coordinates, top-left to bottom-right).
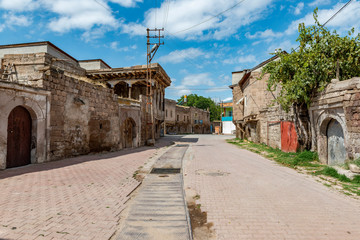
231, 55, 360, 165
230, 56, 296, 152
0, 41, 170, 169
310, 78, 360, 165
163, 99, 211, 134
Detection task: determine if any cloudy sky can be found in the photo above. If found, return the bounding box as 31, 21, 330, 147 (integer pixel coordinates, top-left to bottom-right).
0, 0, 359, 102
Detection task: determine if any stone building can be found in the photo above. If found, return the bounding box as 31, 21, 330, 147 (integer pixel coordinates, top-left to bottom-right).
310, 78, 360, 165
0, 41, 170, 169
230, 56, 296, 152
231, 54, 360, 164
163, 99, 211, 134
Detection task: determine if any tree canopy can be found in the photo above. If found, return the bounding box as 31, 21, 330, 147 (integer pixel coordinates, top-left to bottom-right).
263, 9, 360, 111
177, 94, 221, 121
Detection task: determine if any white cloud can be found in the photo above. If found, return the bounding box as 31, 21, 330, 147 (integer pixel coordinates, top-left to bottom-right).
109, 0, 142, 8
294, 2, 304, 15
309, 0, 331, 7
122, 0, 274, 40
0, 0, 139, 38
158, 48, 206, 64
267, 40, 297, 53
110, 41, 137, 51
0, 12, 32, 32
245, 29, 283, 39
0, 0, 38, 11
182, 73, 215, 87
42, 0, 119, 33
286, 1, 360, 35
223, 54, 257, 65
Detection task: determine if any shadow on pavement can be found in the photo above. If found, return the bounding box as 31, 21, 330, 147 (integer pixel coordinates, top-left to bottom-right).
0, 135, 198, 180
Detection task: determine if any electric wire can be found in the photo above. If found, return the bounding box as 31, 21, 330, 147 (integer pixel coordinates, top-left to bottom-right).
93, 0, 117, 14
155, 0, 158, 28
162, 0, 170, 29
291, 0, 353, 52
171, 0, 247, 35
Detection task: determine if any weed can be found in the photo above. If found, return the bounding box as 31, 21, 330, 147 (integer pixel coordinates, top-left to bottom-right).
193, 194, 200, 200
353, 158, 360, 167
314, 166, 351, 182
352, 175, 360, 184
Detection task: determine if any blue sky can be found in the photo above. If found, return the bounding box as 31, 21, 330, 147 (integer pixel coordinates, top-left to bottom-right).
0, 0, 359, 102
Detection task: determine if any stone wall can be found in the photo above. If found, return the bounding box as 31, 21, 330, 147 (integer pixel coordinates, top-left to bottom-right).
1, 53, 122, 163
310, 78, 360, 164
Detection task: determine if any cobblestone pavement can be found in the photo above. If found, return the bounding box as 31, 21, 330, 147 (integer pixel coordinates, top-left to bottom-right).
0, 140, 172, 240
183, 134, 360, 240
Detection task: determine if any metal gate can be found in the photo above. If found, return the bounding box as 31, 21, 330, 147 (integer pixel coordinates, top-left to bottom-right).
281, 121, 299, 153
327, 119, 346, 165
6, 106, 32, 168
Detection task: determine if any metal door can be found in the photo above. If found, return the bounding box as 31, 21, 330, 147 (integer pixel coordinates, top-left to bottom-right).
327, 119, 346, 165
281, 121, 299, 153
6, 106, 32, 168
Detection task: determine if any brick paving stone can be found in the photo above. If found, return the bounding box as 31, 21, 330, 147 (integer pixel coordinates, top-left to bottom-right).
0, 139, 172, 240
183, 135, 360, 240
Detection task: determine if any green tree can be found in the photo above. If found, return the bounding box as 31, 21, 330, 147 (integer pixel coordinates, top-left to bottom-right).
262, 9, 360, 149
177, 94, 221, 121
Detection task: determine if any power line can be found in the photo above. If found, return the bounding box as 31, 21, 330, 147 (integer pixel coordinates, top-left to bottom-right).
93, 0, 116, 14
292, 0, 353, 52
171, 0, 247, 35
322, 0, 353, 27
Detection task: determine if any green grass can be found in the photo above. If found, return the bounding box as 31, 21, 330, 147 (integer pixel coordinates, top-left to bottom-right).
227, 138, 319, 168
353, 158, 360, 167
314, 166, 351, 182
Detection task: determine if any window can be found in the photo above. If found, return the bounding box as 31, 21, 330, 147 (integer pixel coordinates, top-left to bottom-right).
171, 111, 173, 118
177, 115, 179, 121
187, 116, 189, 122
229, 111, 232, 117
184, 116, 185, 121
166, 109, 168, 117
194, 120, 198, 124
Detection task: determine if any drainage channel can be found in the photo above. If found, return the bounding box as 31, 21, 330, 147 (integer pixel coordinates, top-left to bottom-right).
116, 144, 191, 240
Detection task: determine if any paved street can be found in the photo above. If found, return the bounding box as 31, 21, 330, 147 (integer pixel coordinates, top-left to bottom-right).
0, 140, 171, 240
1, 134, 360, 240
183, 134, 360, 240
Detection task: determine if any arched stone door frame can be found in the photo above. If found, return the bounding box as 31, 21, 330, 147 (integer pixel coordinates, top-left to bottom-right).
316, 111, 348, 164
0, 83, 50, 169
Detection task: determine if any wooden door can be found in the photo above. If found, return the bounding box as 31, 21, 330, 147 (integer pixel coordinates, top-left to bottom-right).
327, 119, 346, 165
124, 119, 134, 148
6, 106, 32, 168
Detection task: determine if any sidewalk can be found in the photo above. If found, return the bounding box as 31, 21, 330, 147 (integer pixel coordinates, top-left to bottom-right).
0, 141, 171, 240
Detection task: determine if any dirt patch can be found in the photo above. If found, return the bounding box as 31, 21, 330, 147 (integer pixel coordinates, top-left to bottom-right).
196, 169, 229, 177
185, 188, 216, 240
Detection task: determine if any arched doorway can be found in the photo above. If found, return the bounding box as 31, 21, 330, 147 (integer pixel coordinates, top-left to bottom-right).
327, 119, 346, 165
7, 106, 32, 168
124, 118, 136, 148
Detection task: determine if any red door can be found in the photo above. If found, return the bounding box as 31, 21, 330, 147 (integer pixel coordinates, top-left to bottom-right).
281, 121, 298, 153
6, 106, 32, 168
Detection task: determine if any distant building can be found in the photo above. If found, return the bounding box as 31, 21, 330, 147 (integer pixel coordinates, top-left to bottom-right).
163, 99, 211, 134
220, 101, 236, 134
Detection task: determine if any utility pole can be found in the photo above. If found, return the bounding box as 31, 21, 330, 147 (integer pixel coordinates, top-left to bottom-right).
146, 28, 164, 145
